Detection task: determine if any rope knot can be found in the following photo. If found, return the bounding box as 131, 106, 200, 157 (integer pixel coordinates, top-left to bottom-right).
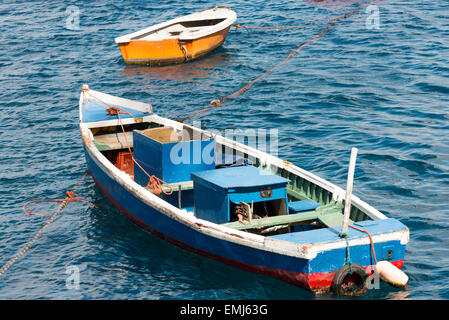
146, 176, 173, 196
66, 191, 76, 199
338, 232, 348, 238
106, 106, 121, 116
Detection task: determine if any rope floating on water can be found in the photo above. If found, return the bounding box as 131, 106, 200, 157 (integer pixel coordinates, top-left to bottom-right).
22, 190, 98, 216
0, 172, 90, 277
177, 1, 377, 123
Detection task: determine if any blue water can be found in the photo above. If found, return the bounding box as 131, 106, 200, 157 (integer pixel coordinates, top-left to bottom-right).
1, 0, 448, 300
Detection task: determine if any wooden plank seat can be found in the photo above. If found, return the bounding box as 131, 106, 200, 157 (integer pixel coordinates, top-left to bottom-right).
318, 209, 352, 229
222, 201, 351, 230
93, 132, 134, 151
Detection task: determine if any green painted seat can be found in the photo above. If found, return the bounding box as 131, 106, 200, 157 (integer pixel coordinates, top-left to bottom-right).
222, 201, 349, 230
222, 210, 319, 231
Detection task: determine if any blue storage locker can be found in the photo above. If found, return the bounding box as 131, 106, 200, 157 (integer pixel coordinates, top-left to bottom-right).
133, 127, 215, 186
191, 166, 290, 224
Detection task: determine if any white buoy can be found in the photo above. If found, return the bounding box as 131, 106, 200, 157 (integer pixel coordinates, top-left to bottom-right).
376, 261, 409, 287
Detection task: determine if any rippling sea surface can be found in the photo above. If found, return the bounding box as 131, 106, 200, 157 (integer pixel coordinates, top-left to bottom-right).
0, 0, 448, 300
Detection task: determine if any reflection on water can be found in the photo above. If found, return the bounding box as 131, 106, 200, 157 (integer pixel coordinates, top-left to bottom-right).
121, 50, 231, 82
386, 289, 412, 300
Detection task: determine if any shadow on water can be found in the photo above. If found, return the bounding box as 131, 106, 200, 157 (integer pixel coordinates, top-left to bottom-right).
121, 49, 232, 82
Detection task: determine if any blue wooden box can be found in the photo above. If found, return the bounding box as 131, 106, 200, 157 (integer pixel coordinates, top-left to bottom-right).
133, 127, 215, 186
191, 165, 290, 224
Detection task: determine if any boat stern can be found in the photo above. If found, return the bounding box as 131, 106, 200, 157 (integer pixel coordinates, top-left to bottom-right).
269, 218, 409, 292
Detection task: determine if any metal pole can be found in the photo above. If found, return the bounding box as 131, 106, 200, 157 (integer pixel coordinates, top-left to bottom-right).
249, 201, 253, 224
341, 147, 358, 235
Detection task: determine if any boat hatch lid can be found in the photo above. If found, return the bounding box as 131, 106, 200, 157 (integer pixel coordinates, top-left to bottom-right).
268, 218, 408, 245
191, 165, 290, 191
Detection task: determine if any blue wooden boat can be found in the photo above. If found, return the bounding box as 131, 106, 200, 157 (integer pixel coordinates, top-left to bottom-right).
79, 85, 409, 295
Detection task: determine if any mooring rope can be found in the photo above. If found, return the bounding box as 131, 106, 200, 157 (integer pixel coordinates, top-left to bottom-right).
338, 223, 378, 274
232, 23, 309, 30
343, 234, 353, 274
177, 1, 376, 123
22, 191, 98, 216
349, 224, 378, 265
0, 171, 90, 277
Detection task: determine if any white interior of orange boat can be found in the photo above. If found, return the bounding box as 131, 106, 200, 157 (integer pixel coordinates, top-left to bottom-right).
115, 7, 237, 43
133, 19, 228, 41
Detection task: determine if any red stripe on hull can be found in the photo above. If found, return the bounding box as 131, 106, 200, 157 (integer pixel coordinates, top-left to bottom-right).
307, 259, 404, 292
88, 169, 404, 293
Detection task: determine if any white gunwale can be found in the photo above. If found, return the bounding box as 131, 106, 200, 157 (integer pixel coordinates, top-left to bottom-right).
115, 7, 237, 44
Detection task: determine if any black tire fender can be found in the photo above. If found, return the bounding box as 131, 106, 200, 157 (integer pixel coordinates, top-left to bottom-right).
331, 263, 369, 296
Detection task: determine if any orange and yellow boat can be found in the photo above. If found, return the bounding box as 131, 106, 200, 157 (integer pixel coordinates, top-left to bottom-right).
115, 7, 237, 66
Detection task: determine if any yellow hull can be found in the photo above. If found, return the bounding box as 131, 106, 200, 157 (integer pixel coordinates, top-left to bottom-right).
118, 27, 231, 66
